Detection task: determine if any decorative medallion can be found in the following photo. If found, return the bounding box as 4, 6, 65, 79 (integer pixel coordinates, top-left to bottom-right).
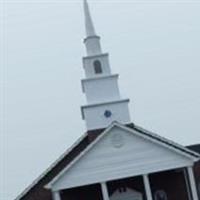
111, 132, 124, 148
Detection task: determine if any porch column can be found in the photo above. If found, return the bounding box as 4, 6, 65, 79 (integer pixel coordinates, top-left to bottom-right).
143, 174, 153, 200
183, 169, 192, 200
52, 191, 61, 200
187, 166, 198, 200
101, 182, 110, 200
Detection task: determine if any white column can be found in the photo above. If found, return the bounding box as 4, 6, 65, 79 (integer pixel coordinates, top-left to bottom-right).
143, 174, 153, 200
187, 166, 199, 200
101, 182, 110, 200
183, 169, 192, 200
52, 191, 61, 200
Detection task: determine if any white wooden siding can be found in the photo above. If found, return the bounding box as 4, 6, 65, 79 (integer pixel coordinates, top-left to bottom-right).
52, 126, 193, 191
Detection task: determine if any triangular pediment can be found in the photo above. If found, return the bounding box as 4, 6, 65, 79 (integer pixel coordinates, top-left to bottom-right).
47, 122, 199, 191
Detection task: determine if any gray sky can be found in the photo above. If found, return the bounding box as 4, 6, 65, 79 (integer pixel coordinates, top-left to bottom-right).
2, 0, 200, 199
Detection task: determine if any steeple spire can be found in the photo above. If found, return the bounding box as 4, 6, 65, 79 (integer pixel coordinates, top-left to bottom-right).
83, 0, 96, 37
83, 0, 102, 56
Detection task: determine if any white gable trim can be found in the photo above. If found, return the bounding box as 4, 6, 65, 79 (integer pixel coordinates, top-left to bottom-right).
46, 122, 116, 190
130, 124, 200, 158
46, 122, 199, 190
15, 132, 88, 200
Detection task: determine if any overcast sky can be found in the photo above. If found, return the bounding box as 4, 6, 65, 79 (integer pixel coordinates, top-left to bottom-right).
2, 0, 200, 199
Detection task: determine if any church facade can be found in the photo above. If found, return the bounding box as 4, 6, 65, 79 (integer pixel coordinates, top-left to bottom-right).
15, 1, 200, 200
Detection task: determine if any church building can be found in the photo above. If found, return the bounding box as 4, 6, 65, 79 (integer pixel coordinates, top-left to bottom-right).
16, 1, 200, 200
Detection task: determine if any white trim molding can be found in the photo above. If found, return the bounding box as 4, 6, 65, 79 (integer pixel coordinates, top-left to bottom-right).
187, 166, 199, 200
52, 191, 61, 200
183, 168, 192, 200
143, 174, 153, 200
101, 182, 110, 200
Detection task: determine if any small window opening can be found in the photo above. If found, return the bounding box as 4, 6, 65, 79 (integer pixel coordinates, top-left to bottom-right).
94, 60, 102, 74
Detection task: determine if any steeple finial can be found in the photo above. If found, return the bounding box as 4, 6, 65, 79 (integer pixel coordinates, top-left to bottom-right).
83, 0, 96, 37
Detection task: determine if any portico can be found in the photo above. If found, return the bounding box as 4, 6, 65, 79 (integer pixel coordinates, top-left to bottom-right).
51, 167, 198, 200
47, 122, 199, 200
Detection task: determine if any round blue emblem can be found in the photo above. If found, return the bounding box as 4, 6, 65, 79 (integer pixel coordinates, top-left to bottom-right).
104, 110, 112, 118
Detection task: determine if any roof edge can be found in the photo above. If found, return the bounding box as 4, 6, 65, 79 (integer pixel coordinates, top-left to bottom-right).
15, 132, 88, 200
133, 124, 200, 159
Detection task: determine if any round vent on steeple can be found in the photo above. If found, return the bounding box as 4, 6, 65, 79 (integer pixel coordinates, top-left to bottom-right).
94, 60, 102, 74
104, 110, 112, 118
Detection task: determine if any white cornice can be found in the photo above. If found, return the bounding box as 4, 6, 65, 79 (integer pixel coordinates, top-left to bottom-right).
83, 53, 108, 60
82, 74, 118, 82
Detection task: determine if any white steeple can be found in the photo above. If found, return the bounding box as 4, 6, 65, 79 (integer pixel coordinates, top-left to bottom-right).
81, 0, 131, 131
83, 0, 96, 37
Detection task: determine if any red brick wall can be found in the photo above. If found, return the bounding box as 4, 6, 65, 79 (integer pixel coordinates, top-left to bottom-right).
194, 161, 200, 199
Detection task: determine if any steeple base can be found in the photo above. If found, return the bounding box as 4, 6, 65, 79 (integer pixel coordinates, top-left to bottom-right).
81, 99, 131, 131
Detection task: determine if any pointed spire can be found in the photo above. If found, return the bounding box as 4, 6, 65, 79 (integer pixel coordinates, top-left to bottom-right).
83, 0, 96, 37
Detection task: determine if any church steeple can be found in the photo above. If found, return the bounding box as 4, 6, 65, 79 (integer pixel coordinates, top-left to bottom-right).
83, 0, 96, 37
81, 0, 131, 131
